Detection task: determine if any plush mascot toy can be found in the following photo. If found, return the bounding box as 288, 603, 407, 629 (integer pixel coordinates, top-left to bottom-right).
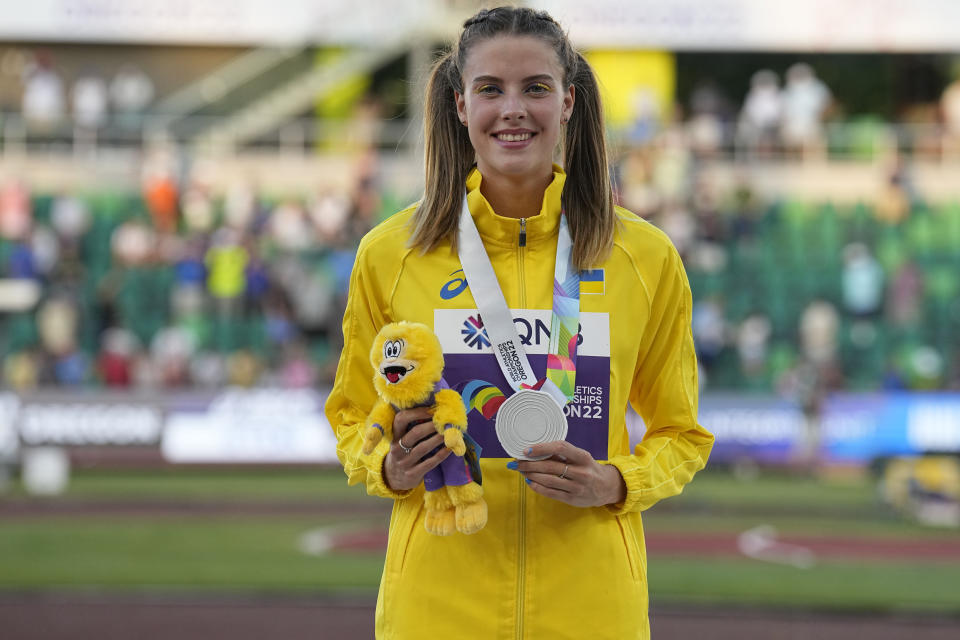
362, 321, 487, 535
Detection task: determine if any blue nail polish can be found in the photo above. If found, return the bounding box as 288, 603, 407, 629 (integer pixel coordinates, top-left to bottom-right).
524, 477, 531, 485
506, 461, 518, 470
525, 448, 533, 455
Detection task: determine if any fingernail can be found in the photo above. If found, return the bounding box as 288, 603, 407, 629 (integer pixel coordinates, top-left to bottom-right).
506, 461, 518, 470
524, 448, 533, 455
524, 477, 531, 485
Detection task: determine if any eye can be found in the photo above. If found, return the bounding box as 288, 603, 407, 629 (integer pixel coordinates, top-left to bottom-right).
384, 341, 399, 359
527, 82, 552, 94
476, 84, 500, 96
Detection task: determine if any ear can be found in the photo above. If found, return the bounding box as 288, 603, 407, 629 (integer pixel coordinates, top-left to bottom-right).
455, 90, 467, 125
562, 84, 575, 123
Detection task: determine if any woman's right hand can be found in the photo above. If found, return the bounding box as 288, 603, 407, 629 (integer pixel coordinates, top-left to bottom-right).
382, 407, 452, 491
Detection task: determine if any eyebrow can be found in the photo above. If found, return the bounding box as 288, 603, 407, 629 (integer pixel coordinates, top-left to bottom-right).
470, 74, 556, 85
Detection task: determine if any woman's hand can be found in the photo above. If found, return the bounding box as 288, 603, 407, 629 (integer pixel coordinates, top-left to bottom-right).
382, 408, 452, 492
509, 441, 626, 508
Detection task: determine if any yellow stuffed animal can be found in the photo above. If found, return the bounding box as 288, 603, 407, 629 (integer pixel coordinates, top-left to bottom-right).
362, 321, 487, 535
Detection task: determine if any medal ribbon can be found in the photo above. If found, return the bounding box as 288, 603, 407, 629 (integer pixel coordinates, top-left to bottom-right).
457, 193, 580, 407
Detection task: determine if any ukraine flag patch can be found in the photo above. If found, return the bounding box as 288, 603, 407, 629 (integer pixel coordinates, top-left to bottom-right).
579, 269, 604, 295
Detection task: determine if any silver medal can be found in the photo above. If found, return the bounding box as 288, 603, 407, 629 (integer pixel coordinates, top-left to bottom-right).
495, 389, 568, 460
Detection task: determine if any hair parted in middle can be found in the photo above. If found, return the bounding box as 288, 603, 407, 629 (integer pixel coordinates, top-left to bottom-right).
410, 5, 617, 270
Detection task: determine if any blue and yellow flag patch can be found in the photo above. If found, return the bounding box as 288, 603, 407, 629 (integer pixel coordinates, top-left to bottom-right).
579, 269, 604, 295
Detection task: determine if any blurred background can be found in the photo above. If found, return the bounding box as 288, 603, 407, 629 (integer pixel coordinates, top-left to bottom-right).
0, 0, 959, 638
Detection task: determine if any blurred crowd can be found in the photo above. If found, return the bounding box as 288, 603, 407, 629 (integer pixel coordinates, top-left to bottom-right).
0, 146, 382, 391
615, 66, 960, 405
0, 51, 959, 398
5, 49, 155, 133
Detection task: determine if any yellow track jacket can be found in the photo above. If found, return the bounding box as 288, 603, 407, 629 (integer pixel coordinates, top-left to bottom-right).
325, 166, 714, 639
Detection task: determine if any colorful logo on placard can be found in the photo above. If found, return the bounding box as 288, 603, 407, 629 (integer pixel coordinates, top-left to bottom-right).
461, 315, 490, 350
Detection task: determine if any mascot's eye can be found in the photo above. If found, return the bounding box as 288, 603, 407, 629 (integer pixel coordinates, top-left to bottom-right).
384, 340, 404, 359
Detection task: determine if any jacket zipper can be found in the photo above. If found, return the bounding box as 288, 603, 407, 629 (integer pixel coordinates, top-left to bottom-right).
516, 217, 526, 640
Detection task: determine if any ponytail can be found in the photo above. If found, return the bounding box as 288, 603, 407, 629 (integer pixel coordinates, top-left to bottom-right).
409, 53, 475, 255
562, 52, 616, 269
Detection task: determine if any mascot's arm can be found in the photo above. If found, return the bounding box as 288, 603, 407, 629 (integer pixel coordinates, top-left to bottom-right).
606, 244, 714, 515
433, 388, 467, 456
323, 237, 413, 500
362, 401, 396, 455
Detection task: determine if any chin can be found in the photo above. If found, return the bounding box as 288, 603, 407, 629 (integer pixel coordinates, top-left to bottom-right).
483, 156, 553, 180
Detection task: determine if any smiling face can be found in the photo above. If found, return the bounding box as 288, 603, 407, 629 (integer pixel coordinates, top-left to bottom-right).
379, 338, 413, 384
370, 322, 444, 408
455, 35, 574, 184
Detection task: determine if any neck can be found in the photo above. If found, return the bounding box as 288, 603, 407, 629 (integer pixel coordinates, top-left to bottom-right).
477, 166, 553, 219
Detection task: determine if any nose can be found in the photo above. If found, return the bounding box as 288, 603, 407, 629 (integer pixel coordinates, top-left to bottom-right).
501, 91, 525, 120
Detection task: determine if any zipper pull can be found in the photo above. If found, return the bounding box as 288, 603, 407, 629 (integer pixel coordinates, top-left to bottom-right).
519, 218, 527, 247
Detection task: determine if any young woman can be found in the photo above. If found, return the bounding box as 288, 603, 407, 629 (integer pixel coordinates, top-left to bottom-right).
325, 7, 713, 639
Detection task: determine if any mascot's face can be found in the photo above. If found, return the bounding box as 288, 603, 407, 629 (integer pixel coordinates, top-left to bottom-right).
370, 322, 444, 407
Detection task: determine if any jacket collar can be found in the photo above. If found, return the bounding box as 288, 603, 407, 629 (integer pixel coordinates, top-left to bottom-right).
464, 164, 566, 248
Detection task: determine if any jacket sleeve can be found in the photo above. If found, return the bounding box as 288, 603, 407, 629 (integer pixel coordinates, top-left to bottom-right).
603, 242, 714, 515
323, 239, 414, 500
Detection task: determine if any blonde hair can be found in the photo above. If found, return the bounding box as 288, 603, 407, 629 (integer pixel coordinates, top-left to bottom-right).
409, 6, 616, 270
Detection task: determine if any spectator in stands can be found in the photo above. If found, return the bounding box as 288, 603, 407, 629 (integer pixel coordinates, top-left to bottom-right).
616, 148, 660, 218
887, 259, 924, 329
905, 345, 945, 390
29, 225, 60, 281
268, 200, 311, 252
279, 340, 317, 388
98, 327, 137, 387
310, 189, 351, 244
226, 350, 261, 387
0, 178, 31, 241
941, 62, 960, 158
690, 175, 727, 243
142, 144, 182, 233
651, 128, 692, 205
224, 179, 258, 232
736, 313, 772, 379
692, 297, 727, 370
151, 326, 194, 387
781, 63, 832, 159
627, 86, 660, 146
189, 351, 227, 388
737, 69, 782, 156
144, 169, 180, 234
243, 245, 270, 315
3, 351, 40, 391
841, 242, 884, 318
109, 64, 155, 127
658, 201, 696, 259
7, 238, 37, 280
205, 227, 249, 317
50, 191, 91, 248
800, 299, 839, 368
687, 79, 733, 157
875, 153, 913, 224
111, 218, 156, 267
71, 69, 108, 130
37, 296, 88, 385
21, 51, 65, 132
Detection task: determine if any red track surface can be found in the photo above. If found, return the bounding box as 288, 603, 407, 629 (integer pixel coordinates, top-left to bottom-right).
2, 594, 959, 640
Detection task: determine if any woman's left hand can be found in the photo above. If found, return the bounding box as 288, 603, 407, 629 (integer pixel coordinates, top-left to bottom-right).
509, 441, 627, 508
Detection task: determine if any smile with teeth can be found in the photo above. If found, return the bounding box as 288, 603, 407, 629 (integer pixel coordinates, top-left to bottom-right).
496, 132, 533, 142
